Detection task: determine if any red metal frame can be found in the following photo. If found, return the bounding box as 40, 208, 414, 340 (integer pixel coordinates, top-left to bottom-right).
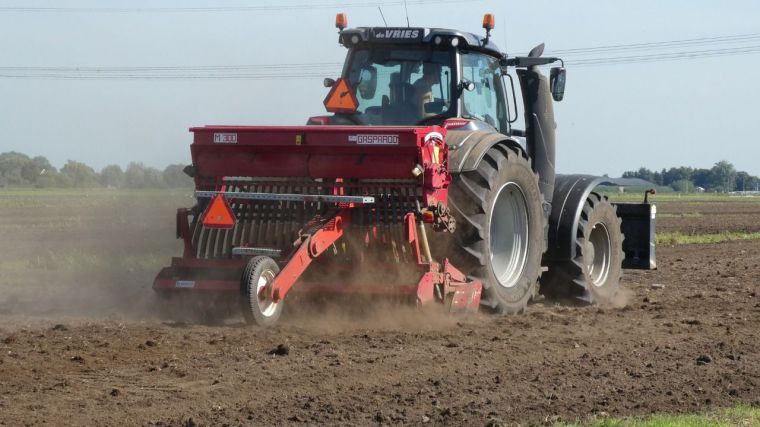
154, 125, 481, 314
270, 210, 349, 302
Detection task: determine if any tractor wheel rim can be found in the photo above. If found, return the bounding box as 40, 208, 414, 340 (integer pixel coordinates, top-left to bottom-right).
489, 182, 530, 288
256, 269, 278, 317
587, 222, 611, 287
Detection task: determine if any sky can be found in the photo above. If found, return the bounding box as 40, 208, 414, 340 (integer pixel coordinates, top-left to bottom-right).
1, 0, 759, 177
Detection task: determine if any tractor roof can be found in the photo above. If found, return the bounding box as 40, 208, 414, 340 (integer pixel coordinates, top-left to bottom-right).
339, 27, 503, 58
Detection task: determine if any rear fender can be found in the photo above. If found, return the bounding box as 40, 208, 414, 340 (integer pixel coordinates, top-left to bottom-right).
546, 174, 602, 262
446, 130, 526, 173
546, 174, 657, 270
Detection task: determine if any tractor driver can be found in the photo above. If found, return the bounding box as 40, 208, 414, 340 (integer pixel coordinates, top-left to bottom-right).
413, 62, 442, 119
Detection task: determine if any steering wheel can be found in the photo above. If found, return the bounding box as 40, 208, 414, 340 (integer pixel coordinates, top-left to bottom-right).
416, 115, 450, 127
333, 113, 364, 126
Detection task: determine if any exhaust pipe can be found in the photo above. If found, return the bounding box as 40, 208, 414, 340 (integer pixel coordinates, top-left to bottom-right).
516, 59, 556, 205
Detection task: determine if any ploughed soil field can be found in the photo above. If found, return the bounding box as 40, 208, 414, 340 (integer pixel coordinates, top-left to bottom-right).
0, 190, 759, 426
655, 199, 760, 234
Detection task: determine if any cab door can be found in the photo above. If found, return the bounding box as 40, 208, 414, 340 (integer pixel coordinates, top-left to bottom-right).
460, 51, 511, 134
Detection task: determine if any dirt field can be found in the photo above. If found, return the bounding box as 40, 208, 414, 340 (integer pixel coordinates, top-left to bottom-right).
1, 190, 759, 426
656, 199, 760, 234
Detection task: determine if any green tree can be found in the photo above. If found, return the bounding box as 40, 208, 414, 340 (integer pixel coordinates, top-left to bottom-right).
21, 155, 55, 184
671, 179, 694, 193
0, 151, 32, 185
100, 164, 125, 188
709, 160, 737, 192
125, 162, 147, 188
162, 164, 192, 187
735, 171, 759, 192
626, 163, 759, 193
691, 169, 709, 189
622, 167, 657, 183
36, 170, 66, 188
662, 166, 693, 186
144, 167, 166, 189
125, 162, 166, 189
60, 160, 99, 187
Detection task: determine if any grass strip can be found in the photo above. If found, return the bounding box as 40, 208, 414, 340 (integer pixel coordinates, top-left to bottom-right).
657, 231, 760, 245
657, 212, 703, 218
0, 188, 192, 208
602, 192, 760, 203
554, 404, 760, 426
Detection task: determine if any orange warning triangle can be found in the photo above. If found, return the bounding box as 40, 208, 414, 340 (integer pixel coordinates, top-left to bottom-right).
323, 78, 359, 114
202, 194, 236, 229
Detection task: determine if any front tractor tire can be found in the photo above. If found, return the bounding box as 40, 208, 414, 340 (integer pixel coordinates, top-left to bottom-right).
448, 145, 545, 314
541, 192, 624, 306
241, 256, 283, 327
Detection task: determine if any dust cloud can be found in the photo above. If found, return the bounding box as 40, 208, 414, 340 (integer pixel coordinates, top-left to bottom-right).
0, 190, 479, 330
609, 286, 633, 309
0, 189, 631, 332
0, 190, 187, 325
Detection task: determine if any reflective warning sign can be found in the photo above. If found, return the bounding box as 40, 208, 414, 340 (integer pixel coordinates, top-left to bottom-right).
323, 78, 358, 114
201, 194, 236, 229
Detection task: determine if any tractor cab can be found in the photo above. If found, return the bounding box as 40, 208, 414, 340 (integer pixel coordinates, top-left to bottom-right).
316, 14, 518, 133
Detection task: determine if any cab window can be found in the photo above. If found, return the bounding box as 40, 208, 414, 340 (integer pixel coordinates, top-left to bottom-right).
460, 52, 509, 133
345, 47, 454, 125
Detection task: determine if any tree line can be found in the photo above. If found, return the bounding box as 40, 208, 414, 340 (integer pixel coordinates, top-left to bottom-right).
0, 151, 192, 188
622, 161, 760, 193
3, 151, 757, 193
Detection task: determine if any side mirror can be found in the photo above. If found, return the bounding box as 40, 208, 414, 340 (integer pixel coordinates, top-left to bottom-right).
323, 78, 336, 88
459, 80, 476, 92
357, 66, 377, 99
549, 67, 566, 102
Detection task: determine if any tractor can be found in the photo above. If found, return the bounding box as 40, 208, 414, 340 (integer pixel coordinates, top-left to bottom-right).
153, 13, 656, 326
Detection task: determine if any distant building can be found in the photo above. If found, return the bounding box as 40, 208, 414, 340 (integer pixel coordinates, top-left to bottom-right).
594, 177, 657, 195
599, 177, 656, 188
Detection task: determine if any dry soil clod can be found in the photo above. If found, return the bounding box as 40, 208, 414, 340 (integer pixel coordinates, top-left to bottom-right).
269, 344, 289, 356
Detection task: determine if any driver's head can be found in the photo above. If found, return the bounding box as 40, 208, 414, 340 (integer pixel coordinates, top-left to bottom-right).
422, 62, 441, 80
357, 78, 372, 99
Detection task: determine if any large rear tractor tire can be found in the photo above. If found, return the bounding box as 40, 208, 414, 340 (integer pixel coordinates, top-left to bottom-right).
241, 256, 283, 327
540, 192, 624, 305
448, 145, 545, 314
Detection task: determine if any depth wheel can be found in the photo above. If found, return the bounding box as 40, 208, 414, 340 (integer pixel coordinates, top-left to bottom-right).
448, 144, 545, 314
241, 256, 283, 327
540, 192, 624, 305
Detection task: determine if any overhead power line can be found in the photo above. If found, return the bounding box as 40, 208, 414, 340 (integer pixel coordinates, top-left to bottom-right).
0, 62, 343, 72
545, 32, 760, 56
0, 62, 343, 80
2, 34, 760, 80
0, 0, 480, 13
0, 73, 335, 80
568, 45, 760, 67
